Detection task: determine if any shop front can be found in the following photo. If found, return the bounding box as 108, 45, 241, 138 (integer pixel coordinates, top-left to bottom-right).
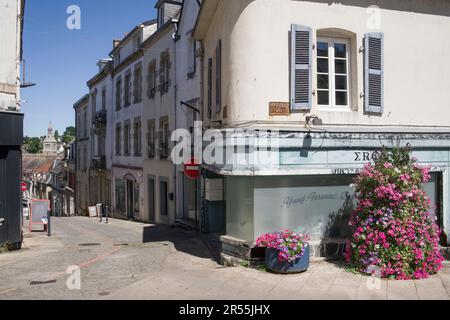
202, 130, 450, 263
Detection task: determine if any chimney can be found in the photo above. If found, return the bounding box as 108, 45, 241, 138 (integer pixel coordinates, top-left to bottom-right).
97, 59, 112, 72
113, 40, 121, 49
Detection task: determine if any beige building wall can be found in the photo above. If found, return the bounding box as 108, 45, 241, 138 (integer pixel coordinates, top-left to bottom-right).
196, 0, 450, 130
142, 23, 178, 224
74, 96, 90, 216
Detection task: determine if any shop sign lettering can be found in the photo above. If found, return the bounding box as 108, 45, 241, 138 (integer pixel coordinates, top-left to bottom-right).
354, 151, 381, 162
282, 191, 355, 209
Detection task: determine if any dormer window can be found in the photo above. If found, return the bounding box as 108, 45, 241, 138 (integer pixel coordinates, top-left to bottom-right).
158, 6, 164, 27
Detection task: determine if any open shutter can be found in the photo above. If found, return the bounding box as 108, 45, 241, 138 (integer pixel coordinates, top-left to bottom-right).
290, 24, 312, 111
364, 33, 384, 113
216, 39, 222, 113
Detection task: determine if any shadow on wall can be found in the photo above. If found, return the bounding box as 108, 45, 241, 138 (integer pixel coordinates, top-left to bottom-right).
320, 192, 355, 259
142, 225, 214, 260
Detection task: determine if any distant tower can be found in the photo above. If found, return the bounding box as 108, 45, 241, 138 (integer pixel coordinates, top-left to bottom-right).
42, 122, 58, 156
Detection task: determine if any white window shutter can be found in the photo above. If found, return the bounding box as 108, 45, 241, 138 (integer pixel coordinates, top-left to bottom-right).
364, 33, 384, 113
290, 24, 312, 111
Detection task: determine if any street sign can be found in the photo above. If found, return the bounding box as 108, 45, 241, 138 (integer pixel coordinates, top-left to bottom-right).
29, 199, 49, 232
21, 182, 27, 192
184, 158, 200, 180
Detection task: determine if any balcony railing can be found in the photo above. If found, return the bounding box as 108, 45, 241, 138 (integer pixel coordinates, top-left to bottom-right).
93, 110, 107, 134
91, 156, 106, 170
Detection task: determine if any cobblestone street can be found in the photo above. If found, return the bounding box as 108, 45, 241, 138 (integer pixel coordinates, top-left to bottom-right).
0, 217, 449, 300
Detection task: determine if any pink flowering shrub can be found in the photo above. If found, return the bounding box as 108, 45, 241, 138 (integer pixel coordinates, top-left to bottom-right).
256, 230, 310, 263
346, 148, 443, 279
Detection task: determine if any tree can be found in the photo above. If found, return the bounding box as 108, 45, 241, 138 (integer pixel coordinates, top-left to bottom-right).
54, 130, 60, 140
25, 137, 43, 154
61, 126, 76, 144
346, 148, 443, 279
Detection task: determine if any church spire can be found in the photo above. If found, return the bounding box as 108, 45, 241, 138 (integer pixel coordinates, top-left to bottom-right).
48, 122, 53, 137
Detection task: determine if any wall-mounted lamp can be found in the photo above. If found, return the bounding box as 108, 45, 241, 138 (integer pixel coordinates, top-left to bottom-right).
305, 115, 323, 126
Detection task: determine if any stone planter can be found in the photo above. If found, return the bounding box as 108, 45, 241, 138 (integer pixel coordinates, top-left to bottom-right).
265, 245, 310, 274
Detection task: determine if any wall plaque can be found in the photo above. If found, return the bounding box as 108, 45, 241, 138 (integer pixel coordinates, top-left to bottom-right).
269, 102, 290, 116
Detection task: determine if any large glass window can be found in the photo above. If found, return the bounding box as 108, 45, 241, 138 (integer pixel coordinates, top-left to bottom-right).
316, 38, 350, 108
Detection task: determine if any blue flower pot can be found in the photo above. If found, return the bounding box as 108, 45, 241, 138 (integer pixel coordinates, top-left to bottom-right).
265, 245, 310, 274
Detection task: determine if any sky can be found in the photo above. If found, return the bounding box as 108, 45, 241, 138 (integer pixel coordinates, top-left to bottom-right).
22, 0, 157, 137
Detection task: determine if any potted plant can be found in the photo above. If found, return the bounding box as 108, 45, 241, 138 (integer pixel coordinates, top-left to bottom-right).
255, 230, 310, 274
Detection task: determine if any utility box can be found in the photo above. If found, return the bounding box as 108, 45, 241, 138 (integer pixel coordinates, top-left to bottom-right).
205, 178, 224, 201
0, 111, 24, 249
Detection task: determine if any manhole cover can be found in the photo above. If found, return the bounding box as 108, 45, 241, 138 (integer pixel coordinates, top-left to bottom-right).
98, 292, 110, 296
30, 278, 57, 286
78, 243, 101, 247
113, 243, 129, 247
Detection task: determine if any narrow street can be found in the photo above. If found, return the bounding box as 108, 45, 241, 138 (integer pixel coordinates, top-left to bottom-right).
1, 217, 450, 300
0, 217, 216, 299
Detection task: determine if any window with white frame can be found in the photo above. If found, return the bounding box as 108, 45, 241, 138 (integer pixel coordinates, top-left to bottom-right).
316, 38, 350, 108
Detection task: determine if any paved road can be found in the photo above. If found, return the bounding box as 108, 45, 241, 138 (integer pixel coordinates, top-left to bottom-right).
0, 217, 449, 300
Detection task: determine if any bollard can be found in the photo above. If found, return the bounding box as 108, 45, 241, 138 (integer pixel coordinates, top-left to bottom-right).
47, 210, 51, 237
105, 205, 109, 224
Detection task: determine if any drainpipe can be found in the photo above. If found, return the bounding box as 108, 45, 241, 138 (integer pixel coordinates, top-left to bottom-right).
173, 23, 179, 223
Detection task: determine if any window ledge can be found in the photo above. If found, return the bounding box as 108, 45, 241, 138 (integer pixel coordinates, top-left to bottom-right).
317, 106, 352, 112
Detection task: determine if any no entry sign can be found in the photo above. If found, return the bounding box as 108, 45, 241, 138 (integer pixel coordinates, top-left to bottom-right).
184, 158, 200, 180
21, 182, 27, 192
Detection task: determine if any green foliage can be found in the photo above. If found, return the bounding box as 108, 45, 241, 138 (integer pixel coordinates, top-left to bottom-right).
61, 126, 75, 144
25, 137, 43, 154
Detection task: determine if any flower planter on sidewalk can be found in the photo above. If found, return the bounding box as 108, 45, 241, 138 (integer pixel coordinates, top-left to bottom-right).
255, 230, 310, 274
265, 245, 310, 274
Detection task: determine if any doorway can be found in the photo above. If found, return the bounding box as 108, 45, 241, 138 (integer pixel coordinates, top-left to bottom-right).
126, 180, 135, 219
148, 177, 155, 222
183, 176, 197, 221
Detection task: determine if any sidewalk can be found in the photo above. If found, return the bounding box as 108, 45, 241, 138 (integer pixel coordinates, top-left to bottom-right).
2, 217, 450, 300
108, 246, 450, 300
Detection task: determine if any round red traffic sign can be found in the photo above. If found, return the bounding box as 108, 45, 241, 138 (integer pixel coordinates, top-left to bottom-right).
184, 158, 200, 180
21, 182, 27, 192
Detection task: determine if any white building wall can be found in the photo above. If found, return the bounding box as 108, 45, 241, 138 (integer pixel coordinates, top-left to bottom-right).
142, 25, 178, 224
74, 97, 90, 215
0, 0, 21, 111
198, 0, 450, 130
174, 0, 202, 221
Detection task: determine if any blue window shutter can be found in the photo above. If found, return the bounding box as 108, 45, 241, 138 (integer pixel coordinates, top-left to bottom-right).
215, 39, 222, 113
364, 33, 384, 113
207, 58, 213, 119
290, 24, 312, 111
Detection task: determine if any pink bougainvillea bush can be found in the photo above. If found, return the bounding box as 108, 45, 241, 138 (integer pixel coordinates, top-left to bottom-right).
345, 148, 443, 280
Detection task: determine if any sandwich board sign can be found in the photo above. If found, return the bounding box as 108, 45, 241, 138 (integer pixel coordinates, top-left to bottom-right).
29, 199, 50, 232
88, 206, 97, 218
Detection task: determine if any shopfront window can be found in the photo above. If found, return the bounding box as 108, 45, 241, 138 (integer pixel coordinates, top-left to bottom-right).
226, 175, 355, 243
